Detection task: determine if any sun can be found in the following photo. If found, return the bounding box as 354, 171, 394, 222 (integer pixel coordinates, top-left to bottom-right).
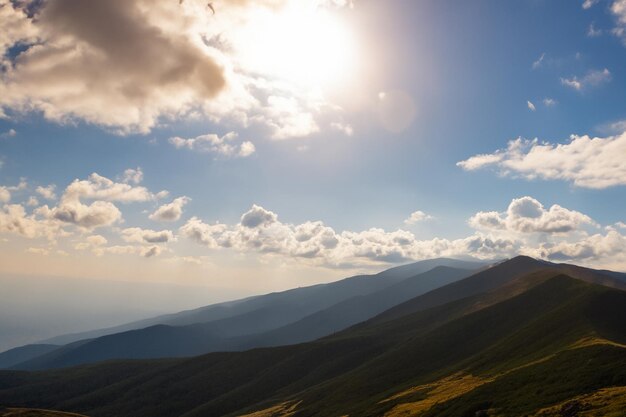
235, 4, 358, 89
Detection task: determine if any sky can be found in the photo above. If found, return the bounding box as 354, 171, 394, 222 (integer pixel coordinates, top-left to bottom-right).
0, 0, 625, 346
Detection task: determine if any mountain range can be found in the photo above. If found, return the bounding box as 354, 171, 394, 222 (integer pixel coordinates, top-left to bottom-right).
0, 256, 625, 416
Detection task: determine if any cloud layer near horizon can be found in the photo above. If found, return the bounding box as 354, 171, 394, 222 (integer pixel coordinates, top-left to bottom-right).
0, 169, 624, 270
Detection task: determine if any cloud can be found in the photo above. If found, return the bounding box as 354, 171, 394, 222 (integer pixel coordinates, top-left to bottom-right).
0, 187, 10, 203
169, 132, 255, 157
0, 204, 64, 240
404, 210, 433, 225
121, 227, 175, 244
94, 244, 164, 258
180, 204, 520, 267
241, 204, 278, 228
532, 52, 545, 70
36, 185, 57, 200
560, 68, 611, 91
149, 197, 190, 222
0, 0, 352, 139
469, 196, 596, 234
527, 101, 536, 112
0, 0, 225, 134
121, 168, 144, 185
457, 131, 626, 188
611, 0, 626, 43
0, 129, 16, 139
583, 0, 600, 9
46, 172, 158, 229
542, 98, 557, 107
588, 22, 603, 37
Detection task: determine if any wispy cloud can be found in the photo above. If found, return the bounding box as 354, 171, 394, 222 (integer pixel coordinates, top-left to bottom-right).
169, 132, 255, 158
561, 68, 611, 91
527, 101, 536, 112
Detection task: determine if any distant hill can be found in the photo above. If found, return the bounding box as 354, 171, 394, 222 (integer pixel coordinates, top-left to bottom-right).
0, 345, 58, 370
38, 257, 486, 347
0, 256, 624, 417
12, 264, 481, 370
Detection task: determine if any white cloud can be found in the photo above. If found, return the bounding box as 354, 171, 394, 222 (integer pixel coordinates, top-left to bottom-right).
457, 132, 626, 189
121, 168, 144, 185
0, 187, 10, 203
36, 185, 57, 200
527, 101, 536, 112
180, 204, 520, 267
121, 227, 175, 244
0, 129, 16, 139
0, 204, 64, 241
26, 196, 39, 207
27, 247, 50, 256
0, 0, 352, 139
561, 68, 611, 91
469, 196, 596, 234
330, 122, 354, 136
169, 132, 255, 158
149, 197, 190, 222
532, 52, 545, 70
611, 0, 626, 43
583, 0, 600, 9
241, 205, 278, 228
404, 210, 433, 225
542, 98, 557, 107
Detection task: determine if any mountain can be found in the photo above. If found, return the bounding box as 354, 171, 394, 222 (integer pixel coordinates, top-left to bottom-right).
38, 257, 486, 346
0, 345, 59, 370
12, 265, 480, 370
0, 256, 624, 417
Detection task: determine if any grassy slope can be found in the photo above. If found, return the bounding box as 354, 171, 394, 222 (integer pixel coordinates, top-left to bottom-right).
0, 265, 624, 417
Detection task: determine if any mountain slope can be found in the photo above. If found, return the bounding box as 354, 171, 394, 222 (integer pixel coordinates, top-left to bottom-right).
38, 257, 485, 347
0, 345, 58, 370
1, 261, 624, 417
225, 266, 475, 350
14, 265, 479, 370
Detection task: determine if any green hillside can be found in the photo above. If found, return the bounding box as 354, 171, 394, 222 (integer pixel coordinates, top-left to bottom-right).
0, 260, 624, 417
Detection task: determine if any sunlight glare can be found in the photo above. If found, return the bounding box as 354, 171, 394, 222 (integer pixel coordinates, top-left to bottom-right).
236, 5, 358, 89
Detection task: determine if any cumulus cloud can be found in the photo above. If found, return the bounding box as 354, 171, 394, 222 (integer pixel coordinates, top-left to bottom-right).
469, 196, 596, 234
404, 210, 433, 225
0, 204, 64, 241
36, 185, 57, 200
180, 204, 520, 267
457, 132, 626, 189
241, 204, 278, 228
0, 0, 352, 139
0, 187, 10, 203
178, 202, 625, 269
121, 227, 175, 244
121, 167, 144, 185
611, 0, 626, 43
169, 132, 255, 157
46, 172, 156, 229
149, 197, 190, 222
560, 68, 611, 91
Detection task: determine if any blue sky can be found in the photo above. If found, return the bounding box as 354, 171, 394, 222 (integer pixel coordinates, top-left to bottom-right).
0, 0, 625, 299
